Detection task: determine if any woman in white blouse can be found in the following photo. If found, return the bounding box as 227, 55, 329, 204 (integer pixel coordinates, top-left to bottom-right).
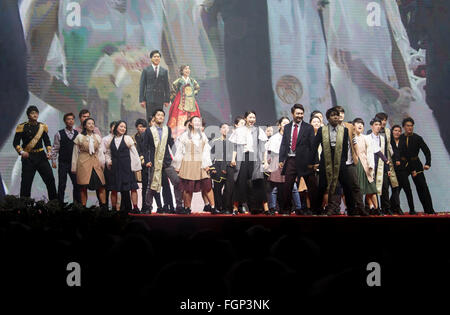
104, 120, 142, 213
230, 111, 269, 214
172, 116, 217, 214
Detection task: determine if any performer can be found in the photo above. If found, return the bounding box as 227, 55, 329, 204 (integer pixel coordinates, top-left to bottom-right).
133, 118, 148, 209
279, 104, 318, 215
105, 121, 142, 213
228, 116, 246, 213
391, 124, 415, 214
210, 123, 234, 214
367, 112, 401, 214
314, 108, 367, 216
139, 50, 170, 119
71, 118, 107, 209
266, 116, 301, 215
13, 106, 57, 200
167, 65, 202, 137
51, 112, 80, 204
75, 109, 102, 137
230, 111, 269, 214
142, 109, 183, 214
398, 117, 435, 214
172, 116, 217, 214
335, 106, 367, 216
369, 118, 392, 215
352, 118, 378, 211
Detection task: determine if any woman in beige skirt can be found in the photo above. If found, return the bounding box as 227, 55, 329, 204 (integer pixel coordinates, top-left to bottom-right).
172, 116, 217, 214
71, 118, 107, 208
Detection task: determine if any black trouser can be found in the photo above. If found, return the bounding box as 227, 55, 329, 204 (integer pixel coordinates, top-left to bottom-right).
410, 170, 434, 213
20, 152, 57, 200
234, 153, 267, 210
379, 171, 391, 212
213, 179, 226, 210
161, 171, 174, 209
321, 164, 364, 213
57, 161, 80, 204
282, 157, 319, 212
392, 169, 415, 212
222, 166, 236, 211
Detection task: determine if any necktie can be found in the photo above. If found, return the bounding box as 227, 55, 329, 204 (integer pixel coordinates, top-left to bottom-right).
154, 66, 158, 78
291, 124, 298, 152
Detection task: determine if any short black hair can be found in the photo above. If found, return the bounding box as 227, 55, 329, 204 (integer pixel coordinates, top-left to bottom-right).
352, 117, 364, 125
110, 121, 117, 129
63, 112, 75, 122
325, 108, 339, 119
334, 105, 345, 113
113, 120, 128, 136
26, 105, 39, 116
310, 110, 322, 119
370, 117, 382, 126
152, 109, 165, 118
81, 117, 95, 135
278, 116, 290, 125
78, 109, 90, 118
244, 110, 256, 119
291, 103, 304, 114
150, 50, 161, 58
135, 118, 147, 128
375, 112, 388, 121
402, 117, 415, 126
179, 65, 189, 76
184, 117, 192, 127
234, 116, 244, 126
391, 124, 402, 132
309, 115, 321, 124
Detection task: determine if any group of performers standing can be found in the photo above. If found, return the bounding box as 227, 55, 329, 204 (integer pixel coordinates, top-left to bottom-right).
12, 50, 436, 215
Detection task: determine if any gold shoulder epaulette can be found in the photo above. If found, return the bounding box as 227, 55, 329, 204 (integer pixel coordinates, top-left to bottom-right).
40, 122, 49, 133
15, 122, 25, 133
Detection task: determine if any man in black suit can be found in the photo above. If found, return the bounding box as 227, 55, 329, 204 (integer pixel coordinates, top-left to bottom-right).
139, 50, 170, 119
314, 108, 366, 216
142, 109, 183, 214
279, 104, 318, 215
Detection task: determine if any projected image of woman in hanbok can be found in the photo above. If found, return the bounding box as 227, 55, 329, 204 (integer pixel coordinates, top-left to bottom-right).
168, 65, 202, 138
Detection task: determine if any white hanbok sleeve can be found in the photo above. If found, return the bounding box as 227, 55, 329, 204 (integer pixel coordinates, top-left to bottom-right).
125, 136, 142, 172
172, 134, 186, 170
71, 136, 80, 173
96, 135, 105, 168
365, 135, 375, 170
103, 137, 112, 166
202, 135, 213, 169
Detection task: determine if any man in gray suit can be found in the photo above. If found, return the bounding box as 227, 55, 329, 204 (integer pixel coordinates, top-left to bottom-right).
139, 50, 170, 119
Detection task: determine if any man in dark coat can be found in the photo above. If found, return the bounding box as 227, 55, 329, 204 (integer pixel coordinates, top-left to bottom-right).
139, 50, 170, 120
279, 104, 318, 215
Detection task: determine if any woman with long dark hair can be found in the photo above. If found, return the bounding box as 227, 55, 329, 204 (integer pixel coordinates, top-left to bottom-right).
105, 120, 142, 212
71, 118, 106, 208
